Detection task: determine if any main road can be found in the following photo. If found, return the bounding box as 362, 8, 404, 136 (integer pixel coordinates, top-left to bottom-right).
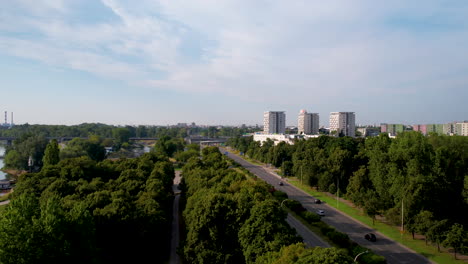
222, 148, 433, 264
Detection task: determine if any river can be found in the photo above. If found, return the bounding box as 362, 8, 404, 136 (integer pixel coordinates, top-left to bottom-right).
0, 146, 5, 180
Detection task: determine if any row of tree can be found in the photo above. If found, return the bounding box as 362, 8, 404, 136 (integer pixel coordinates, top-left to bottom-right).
4, 134, 108, 170
228, 132, 468, 256
0, 123, 260, 139
0, 148, 175, 263
180, 146, 354, 263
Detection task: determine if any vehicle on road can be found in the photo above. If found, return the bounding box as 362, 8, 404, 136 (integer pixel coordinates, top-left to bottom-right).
314, 199, 321, 204
278, 181, 284, 186
365, 233, 377, 242
317, 210, 325, 216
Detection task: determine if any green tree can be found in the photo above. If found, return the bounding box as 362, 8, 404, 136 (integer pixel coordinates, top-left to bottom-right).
414, 210, 434, 244
42, 139, 60, 166
238, 200, 300, 263
363, 191, 380, 225
112, 127, 131, 146
443, 223, 466, 259
427, 219, 449, 252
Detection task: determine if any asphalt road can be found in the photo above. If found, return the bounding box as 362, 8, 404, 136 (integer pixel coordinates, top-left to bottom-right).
223, 149, 433, 264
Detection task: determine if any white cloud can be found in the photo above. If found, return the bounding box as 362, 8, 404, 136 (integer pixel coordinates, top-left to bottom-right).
1, 0, 467, 110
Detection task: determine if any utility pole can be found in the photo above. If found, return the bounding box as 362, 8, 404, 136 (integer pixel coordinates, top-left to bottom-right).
401, 198, 404, 236
337, 178, 340, 208
300, 164, 303, 185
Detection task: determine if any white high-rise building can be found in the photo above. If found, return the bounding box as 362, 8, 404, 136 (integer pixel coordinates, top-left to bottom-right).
263, 111, 286, 134
298, 109, 319, 135
329, 112, 355, 137
456, 122, 468, 136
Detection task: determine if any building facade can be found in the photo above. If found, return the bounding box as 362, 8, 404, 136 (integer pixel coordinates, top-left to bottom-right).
329, 112, 355, 137
456, 122, 468, 136
263, 111, 286, 134
298, 109, 319, 135
380, 123, 404, 136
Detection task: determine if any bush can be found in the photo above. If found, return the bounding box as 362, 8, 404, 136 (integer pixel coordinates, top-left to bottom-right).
284, 200, 306, 213
319, 224, 335, 236
360, 253, 387, 264
273, 191, 288, 201
326, 230, 350, 248
300, 211, 321, 223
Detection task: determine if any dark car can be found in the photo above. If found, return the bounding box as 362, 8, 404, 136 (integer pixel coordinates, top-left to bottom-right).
314, 199, 321, 204
365, 233, 377, 242
278, 181, 284, 186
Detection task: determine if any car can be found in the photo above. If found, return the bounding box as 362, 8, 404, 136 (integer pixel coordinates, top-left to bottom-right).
317, 210, 325, 216
314, 199, 322, 204
364, 233, 377, 242
278, 181, 284, 186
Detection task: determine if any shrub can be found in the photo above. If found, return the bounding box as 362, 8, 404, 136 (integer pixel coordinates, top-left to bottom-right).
300, 211, 321, 223
320, 225, 335, 235
327, 230, 350, 248
273, 191, 288, 201
284, 200, 306, 213
360, 253, 387, 264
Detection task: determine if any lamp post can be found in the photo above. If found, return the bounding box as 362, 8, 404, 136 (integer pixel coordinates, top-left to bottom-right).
28, 156, 33, 172
354, 250, 369, 263
280, 199, 290, 208
300, 164, 303, 185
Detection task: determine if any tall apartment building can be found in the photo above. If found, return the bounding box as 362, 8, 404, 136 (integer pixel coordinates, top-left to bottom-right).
329, 112, 355, 137
456, 122, 468, 136
263, 111, 286, 134
414, 124, 445, 135
298, 109, 319, 135
381, 123, 404, 136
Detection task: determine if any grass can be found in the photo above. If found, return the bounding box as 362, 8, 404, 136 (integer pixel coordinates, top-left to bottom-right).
0, 193, 10, 202
288, 179, 465, 264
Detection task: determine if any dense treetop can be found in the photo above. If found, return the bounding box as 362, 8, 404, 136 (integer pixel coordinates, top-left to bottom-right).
0, 152, 174, 263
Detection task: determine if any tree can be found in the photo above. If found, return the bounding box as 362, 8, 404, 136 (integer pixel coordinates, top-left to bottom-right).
443, 223, 466, 259
363, 191, 380, 225
238, 200, 300, 263
112, 127, 131, 146
427, 219, 449, 252
414, 210, 434, 244
42, 139, 60, 166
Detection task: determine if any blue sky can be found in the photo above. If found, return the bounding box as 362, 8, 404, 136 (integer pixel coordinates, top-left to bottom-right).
1, 0, 467, 126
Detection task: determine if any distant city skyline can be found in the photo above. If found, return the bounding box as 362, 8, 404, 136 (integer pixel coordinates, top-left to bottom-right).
1, 1, 467, 126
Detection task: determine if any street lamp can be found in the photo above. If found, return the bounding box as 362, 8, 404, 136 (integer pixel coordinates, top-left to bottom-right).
28, 156, 33, 172
354, 250, 369, 263
280, 199, 290, 208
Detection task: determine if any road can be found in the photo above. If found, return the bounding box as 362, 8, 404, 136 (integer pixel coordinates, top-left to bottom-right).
223, 149, 433, 264
286, 213, 330, 248
169, 171, 182, 264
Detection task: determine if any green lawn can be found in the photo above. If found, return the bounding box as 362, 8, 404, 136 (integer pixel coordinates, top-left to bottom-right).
288, 179, 464, 264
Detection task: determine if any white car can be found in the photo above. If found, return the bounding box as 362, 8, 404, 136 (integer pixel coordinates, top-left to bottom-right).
317, 210, 325, 216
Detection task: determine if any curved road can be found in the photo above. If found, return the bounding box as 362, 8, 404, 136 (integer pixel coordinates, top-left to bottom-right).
223, 149, 432, 264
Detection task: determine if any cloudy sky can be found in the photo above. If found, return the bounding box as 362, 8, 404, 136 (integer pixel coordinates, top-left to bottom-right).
1, 0, 467, 126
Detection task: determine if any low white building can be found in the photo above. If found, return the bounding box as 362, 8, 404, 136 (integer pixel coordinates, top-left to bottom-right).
253, 133, 295, 145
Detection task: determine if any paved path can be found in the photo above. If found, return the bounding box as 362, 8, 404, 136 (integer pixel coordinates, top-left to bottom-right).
169, 171, 181, 264
222, 148, 433, 264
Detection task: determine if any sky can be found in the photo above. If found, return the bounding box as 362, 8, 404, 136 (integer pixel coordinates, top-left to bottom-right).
1, 0, 467, 127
